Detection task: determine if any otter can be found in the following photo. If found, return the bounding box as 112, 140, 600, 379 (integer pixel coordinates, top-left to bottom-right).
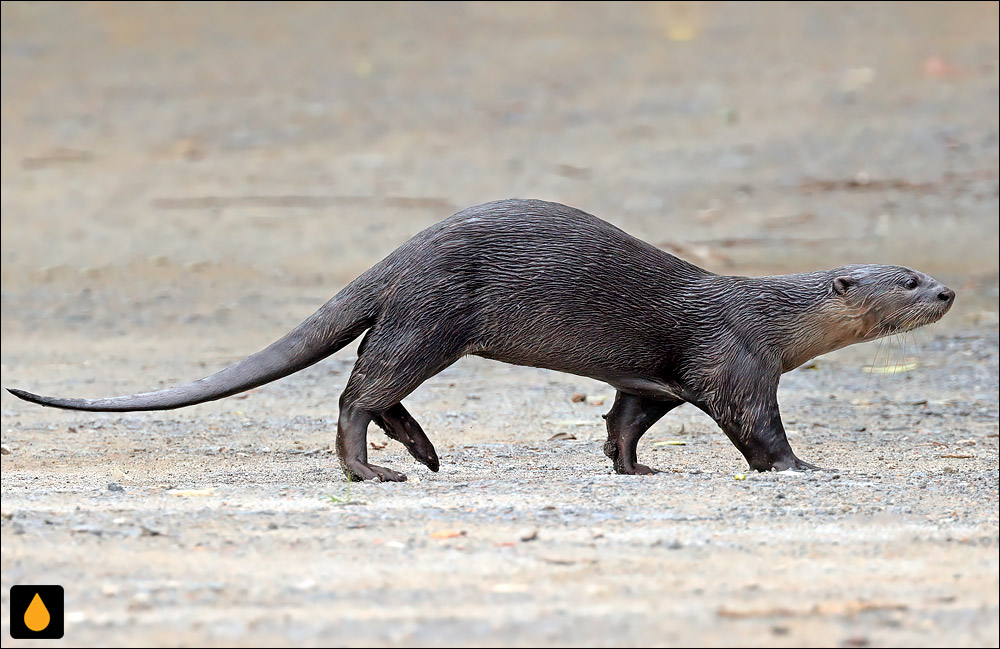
7, 199, 955, 481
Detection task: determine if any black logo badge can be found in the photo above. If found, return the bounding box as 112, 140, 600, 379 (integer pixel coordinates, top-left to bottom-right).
9, 585, 64, 639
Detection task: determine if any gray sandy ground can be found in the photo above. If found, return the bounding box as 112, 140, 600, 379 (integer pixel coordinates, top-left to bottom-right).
2, 3, 998, 647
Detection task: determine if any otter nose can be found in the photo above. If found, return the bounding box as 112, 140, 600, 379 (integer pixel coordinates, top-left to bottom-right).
937, 287, 955, 303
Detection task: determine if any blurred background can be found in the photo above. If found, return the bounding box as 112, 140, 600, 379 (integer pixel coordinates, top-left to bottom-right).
2, 1, 997, 342
1, 4, 998, 646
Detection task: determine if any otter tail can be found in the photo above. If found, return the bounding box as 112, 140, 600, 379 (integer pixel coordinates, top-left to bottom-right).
6, 291, 374, 412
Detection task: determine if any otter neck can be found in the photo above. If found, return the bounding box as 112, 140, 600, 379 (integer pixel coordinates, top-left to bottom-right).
729, 273, 868, 373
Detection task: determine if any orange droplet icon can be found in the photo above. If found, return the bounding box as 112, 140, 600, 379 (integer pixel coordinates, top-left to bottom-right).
24, 592, 51, 632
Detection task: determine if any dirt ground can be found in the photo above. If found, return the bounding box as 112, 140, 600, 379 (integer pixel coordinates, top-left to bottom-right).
1, 3, 998, 647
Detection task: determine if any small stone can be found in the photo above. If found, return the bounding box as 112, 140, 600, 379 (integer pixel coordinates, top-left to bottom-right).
654, 538, 683, 549
571, 393, 587, 403
0, 444, 11, 455
107, 482, 125, 492
128, 592, 153, 611
71, 525, 105, 536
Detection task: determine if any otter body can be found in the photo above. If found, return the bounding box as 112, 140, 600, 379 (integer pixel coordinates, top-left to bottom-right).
8, 199, 955, 481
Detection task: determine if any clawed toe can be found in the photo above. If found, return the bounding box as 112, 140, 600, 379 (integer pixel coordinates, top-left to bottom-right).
408, 447, 440, 472
371, 464, 407, 482
792, 458, 823, 471
765, 456, 825, 472
614, 461, 660, 475
344, 462, 408, 483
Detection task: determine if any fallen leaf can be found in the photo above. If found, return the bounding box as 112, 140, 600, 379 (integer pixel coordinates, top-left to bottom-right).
548, 432, 576, 441
430, 529, 466, 539
923, 56, 960, 78
168, 488, 216, 497
841, 66, 876, 92
862, 361, 919, 375
718, 606, 795, 619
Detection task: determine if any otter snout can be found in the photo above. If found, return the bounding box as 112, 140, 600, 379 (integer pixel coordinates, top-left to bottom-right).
920, 281, 955, 326
927, 281, 955, 316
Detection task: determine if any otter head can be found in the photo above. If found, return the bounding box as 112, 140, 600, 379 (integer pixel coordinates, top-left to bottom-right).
830, 264, 955, 342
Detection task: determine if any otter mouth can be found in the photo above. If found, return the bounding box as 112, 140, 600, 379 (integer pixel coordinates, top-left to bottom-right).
870, 300, 952, 339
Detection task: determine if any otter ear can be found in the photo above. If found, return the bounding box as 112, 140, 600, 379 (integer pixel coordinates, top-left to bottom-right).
832, 276, 855, 295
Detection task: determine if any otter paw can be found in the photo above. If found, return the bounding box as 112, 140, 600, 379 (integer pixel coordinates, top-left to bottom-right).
614, 461, 660, 475
371, 464, 408, 482
344, 462, 408, 482
402, 443, 440, 472
791, 458, 823, 471
768, 456, 824, 472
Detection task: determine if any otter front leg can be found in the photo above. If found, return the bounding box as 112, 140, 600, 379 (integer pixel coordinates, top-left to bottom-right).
371, 403, 440, 472
700, 374, 819, 472
603, 392, 681, 475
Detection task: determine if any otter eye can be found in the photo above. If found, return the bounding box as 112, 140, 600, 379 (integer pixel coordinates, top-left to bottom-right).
903, 277, 919, 290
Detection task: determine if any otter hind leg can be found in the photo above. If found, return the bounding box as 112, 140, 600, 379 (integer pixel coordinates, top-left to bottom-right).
603, 392, 682, 475
336, 399, 408, 482
372, 403, 440, 472
335, 327, 466, 482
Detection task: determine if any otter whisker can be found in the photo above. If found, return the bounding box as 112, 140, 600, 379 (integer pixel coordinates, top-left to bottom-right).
865, 304, 912, 339
866, 325, 898, 388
